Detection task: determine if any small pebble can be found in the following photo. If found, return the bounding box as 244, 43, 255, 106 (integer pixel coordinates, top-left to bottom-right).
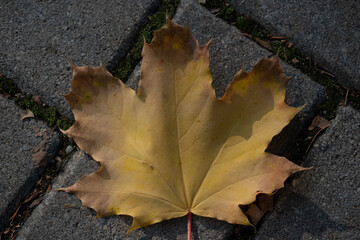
65, 145, 74, 154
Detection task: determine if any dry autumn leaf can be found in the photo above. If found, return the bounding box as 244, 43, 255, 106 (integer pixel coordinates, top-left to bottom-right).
306, 116, 331, 153
60, 18, 306, 237
246, 204, 264, 225
20, 109, 34, 120
257, 193, 274, 213
308, 116, 330, 131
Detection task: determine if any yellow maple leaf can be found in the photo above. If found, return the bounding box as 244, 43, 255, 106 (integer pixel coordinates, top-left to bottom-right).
60, 18, 306, 236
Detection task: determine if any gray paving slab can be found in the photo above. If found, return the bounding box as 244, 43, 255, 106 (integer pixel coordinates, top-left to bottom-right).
227, 0, 360, 90
254, 106, 360, 240
0, 0, 160, 119
17, 0, 327, 238
17, 151, 233, 240
0, 96, 59, 230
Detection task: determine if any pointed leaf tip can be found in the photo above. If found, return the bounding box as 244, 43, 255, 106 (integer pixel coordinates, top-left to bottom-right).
64, 56, 75, 69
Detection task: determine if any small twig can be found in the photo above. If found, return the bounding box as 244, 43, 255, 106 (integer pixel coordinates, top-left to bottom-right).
306, 128, 325, 154
344, 88, 349, 106
276, 47, 281, 56
316, 67, 335, 78
9, 203, 22, 223
306, 116, 330, 153
283, 47, 288, 61
270, 36, 286, 40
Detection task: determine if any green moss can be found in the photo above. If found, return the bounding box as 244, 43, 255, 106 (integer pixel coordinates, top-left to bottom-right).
217, 6, 237, 22
318, 76, 336, 88
112, 0, 180, 81
201, 0, 223, 9
57, 119, 73, 130
236, 16, 266, 39
0, 75, 21, 95
270, 41, 282, 52
202, 1, 267, 39
284, 46, 303, 62
318, 96, 339, 120
14, 95, 74, 129
1, 75, 73, 130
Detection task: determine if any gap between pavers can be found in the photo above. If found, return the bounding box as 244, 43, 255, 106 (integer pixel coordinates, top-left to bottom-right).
254, 106, 360, 240
227, 0, 360, 90
0, 0, 160, 119
17, 0, 326, 238
0, 96, 59, 230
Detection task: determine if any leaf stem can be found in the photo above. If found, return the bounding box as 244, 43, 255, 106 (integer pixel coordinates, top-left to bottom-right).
187, 212, 192, 240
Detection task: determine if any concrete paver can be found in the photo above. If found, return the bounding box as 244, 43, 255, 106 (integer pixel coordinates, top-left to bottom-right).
227, 0, 360, 89
255, 106, 360, 240
0, 96, 59, 230
0, 0, 160, 119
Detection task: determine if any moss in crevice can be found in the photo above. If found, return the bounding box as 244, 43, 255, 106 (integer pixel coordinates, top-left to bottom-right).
318, 96, 339, 120
15, 95, 73, 130
112, 0, 180, 82
0, 74, 21, 95
1, 75, 73, 131
236, 16, 266, 39
204, 1, 269, 40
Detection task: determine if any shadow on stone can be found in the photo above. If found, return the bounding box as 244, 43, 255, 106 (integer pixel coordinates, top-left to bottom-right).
255, 191, 351, 239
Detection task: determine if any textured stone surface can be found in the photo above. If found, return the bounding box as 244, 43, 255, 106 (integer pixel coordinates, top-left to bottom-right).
129, 0, 326, 157
255, 106, 360, 240
0, 0, 160, 119
17, 151, 234, 240
0, 96, 59, 230
227, 0, 360, 89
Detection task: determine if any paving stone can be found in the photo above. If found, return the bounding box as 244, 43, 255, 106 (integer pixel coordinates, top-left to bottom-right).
17, 0, 326, 238
254, 106, 360, 240
0, 96, 59, 230
0, 0, 160, 119
227, 0, 360, 90
17, 151, 233, 240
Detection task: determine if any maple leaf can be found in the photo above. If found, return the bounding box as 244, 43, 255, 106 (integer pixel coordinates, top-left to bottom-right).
60, 18, 306, 236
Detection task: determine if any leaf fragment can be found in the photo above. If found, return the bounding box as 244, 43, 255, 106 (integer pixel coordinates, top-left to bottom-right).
246, 204, 264, 226
32, 150, 51, 167
306, 116, 331, 153
308, 116, 330, 130
20, 109, 34, 120
257, 193, 274, 213
291, 58, 299, 64
255, 38, 272, 50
